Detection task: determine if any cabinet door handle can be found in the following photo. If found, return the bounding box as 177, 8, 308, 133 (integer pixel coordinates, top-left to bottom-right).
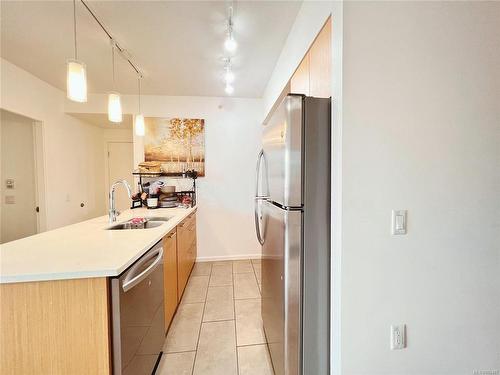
167, 232, 176, 239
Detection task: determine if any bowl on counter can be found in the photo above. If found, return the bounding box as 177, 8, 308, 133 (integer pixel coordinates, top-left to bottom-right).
161, 185, 176, 194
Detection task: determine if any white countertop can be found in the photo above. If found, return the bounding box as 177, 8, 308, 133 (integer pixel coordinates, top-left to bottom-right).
0, 206, 196, 284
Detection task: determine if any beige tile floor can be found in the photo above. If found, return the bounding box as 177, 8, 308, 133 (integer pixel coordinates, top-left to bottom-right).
157, 259, 274, 375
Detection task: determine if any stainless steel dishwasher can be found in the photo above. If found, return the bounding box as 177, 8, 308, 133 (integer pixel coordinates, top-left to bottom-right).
111, 240, 165, 375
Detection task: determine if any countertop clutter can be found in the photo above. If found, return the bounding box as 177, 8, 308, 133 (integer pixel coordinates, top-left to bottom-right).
0, 206, 196, 284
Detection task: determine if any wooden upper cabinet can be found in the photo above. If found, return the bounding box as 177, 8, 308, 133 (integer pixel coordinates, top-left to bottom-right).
290, 53, 310, 95
309, 19, 331, 98
289, 17, 331, 98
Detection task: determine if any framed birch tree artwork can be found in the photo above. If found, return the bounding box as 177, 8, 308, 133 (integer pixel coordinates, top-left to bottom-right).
143, 117, 205, 176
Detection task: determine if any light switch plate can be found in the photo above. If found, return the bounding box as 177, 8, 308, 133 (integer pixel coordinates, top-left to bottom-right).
390, 324, 406, 350
5, 195, 15, 204
391, 210, 407, 235
6, 179, 14, 189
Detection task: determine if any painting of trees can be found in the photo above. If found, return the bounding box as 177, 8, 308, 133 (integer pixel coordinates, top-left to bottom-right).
144, 117, 205, 176
169, 118, 204, 163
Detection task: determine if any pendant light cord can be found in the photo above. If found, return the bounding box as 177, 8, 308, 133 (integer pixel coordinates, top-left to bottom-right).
138, 77, 142, 112
73, 0, 78, 59
227, 6, 233, 35
111, 43, 115, 89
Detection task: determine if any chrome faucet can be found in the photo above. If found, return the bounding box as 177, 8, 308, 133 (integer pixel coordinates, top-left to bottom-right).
109, 180, 132, 223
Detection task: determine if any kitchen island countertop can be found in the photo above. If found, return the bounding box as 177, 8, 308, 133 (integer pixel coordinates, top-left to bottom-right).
0, 206, 196, 284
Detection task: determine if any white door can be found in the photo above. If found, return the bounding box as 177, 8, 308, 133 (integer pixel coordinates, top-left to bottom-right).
107, 142, 134, 212
0, 110, 37, 243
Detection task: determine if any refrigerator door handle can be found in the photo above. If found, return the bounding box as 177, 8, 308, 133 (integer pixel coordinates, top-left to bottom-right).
254, 203, 265, 245
255, 149, 269, 199
255, 149, 268, 245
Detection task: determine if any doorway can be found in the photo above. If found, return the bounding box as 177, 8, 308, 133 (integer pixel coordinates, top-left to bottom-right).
106, 141, 134, 212
0, 110, 45, 244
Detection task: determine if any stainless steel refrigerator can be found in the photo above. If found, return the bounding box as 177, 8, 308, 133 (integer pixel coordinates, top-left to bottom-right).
255, 94, 330, 375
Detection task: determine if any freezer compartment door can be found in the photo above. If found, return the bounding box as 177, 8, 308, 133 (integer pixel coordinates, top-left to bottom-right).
262, 95, 303, 208
261, 201, 302, 375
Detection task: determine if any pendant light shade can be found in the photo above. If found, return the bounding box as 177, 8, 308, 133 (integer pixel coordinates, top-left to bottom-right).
135, 114, 145, 136
66, 0, 87, 102
108, 43, 122, 123
66, 59, 87, 102
108, 92, 122, 123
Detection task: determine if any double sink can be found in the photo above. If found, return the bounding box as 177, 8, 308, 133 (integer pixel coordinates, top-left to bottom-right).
106, 217, 171, 230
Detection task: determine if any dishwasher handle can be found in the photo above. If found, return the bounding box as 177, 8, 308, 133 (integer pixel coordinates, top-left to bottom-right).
122, 247, 163, 293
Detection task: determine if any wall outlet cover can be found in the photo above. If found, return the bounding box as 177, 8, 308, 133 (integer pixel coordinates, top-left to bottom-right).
5, 195, 15, 204
390, 324, 406, 350
391, 210, 407, 235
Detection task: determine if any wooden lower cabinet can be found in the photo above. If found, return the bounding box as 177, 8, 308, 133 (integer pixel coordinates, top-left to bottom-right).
163, 210, 197, 330
176, 212, 197, 300
163, 229, 178, 331
0, 278, 111, 375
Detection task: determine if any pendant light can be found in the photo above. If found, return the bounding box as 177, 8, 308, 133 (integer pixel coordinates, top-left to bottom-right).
108, 42, 122, 123
66, 0, 87, 102
135, 76, 145, 136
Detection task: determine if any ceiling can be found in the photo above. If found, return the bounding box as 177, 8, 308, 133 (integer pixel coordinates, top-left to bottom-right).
68, 112, 133, 129
1, 1, 302, 98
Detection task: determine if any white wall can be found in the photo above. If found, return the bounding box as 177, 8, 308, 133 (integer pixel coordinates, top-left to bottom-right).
340, 2, 500, 374
0, 110, 37, 243
66, 94, 263, 260
0, 59, 107, 229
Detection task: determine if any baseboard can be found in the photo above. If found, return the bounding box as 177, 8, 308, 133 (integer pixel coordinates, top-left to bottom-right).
196, 254, 261, 262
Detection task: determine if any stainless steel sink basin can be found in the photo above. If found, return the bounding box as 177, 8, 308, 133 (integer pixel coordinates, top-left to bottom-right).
106, 220, 164, 230
143, 216, 171, 222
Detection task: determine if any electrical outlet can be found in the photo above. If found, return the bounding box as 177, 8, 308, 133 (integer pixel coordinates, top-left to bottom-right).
390, 324, 406, 350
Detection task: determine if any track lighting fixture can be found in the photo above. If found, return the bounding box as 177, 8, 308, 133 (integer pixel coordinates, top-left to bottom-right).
224, 5, 237, 53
